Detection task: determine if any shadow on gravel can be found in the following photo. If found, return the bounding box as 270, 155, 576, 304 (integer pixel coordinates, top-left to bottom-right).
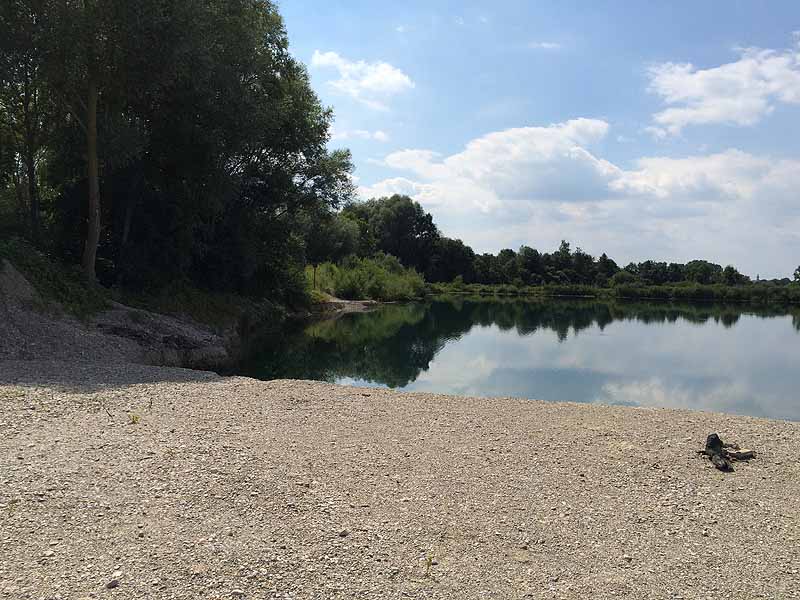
0, 360, 221, 393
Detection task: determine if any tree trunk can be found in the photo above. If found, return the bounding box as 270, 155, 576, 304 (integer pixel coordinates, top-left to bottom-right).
25, 152, 39, 245
116, 194, 135, 287
22, 72, 40, 244
82, 78, 100, 280
12, 166, 25, 228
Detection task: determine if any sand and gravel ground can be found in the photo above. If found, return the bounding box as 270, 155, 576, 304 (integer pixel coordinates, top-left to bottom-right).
1, 360, 798, 600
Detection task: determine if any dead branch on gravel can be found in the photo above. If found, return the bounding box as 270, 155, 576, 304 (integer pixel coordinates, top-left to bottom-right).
697, 433, 755, 472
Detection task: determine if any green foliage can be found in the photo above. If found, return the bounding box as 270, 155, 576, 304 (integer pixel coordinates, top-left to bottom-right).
309, 254, 424, 302
342, 195, 439, 274
0, 237, 108, 318
610, 270, 638, 287
428, 278, 800, 306
1, 0, 353, 306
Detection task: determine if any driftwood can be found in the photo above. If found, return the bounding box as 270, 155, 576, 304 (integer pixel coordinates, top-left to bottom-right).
697, 433, 755, 472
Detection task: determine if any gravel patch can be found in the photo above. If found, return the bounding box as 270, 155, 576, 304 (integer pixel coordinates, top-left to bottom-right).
0, 260, 229, 369
1, 360, 798, 599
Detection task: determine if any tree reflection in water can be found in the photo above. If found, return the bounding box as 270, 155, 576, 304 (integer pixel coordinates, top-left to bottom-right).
240, 297, 800, 389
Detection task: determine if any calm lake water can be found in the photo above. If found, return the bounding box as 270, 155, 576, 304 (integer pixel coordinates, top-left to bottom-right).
240, 298, 800, 421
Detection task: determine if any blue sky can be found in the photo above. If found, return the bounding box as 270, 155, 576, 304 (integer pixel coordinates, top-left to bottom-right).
279, 1, 800, 278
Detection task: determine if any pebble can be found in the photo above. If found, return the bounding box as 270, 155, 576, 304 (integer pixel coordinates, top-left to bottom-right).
1, 364, 798, 600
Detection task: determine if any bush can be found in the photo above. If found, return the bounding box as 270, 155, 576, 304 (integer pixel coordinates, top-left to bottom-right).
610, 271, 638, 287
309, 253, 425, 301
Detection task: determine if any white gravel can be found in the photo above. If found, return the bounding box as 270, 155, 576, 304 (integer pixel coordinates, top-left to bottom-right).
1, 360, 798, 599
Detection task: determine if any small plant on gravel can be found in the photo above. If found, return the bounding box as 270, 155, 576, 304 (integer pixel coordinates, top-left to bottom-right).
98, 399, 114, 419
424, 555, 434, 578
128, 413, 141, 425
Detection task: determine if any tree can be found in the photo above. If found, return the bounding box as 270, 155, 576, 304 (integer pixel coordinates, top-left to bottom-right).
595, 253, 619, 286
304, 211, 358, 288
794, 265, 800, 283
517, 246, 543, 285
0, 1, 50, 244
610, 270, 638, 287
23, 0, 163, 278
684, 260, 723, 285
343, 195, 439, 273
722, 265, 748, 286
426, 237, 475, 283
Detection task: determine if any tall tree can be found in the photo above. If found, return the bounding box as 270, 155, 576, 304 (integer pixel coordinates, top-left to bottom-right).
0, 1, 49, 243
303, 211, 358, 288
38, 0, 165, 278
343, 195, 439, 273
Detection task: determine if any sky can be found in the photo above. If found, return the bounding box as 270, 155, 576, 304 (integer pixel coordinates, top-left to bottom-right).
278, 0, 800, 278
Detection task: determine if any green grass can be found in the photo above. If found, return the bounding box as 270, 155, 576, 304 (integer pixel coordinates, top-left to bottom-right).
0, 237, 110, 319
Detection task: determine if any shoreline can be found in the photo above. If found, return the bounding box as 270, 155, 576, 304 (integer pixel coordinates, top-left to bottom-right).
2, 360, 798, 599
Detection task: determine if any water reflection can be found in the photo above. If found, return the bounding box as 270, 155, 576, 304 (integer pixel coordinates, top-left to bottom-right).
240, 298, 800, 420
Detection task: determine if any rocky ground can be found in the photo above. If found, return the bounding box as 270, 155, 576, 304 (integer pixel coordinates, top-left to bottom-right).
1, 361, 798, 599
0, 259, 230, 369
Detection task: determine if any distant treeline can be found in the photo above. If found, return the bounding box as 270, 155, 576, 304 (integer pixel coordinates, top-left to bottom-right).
313, 195, 800, 298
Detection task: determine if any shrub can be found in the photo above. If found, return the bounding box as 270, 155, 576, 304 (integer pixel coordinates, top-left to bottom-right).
309, 253, 424, 301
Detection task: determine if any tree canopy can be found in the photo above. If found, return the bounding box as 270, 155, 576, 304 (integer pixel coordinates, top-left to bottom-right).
1, 0, 353, 302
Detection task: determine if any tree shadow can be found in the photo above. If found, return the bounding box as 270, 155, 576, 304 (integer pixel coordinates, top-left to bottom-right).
0, 359, 221, 393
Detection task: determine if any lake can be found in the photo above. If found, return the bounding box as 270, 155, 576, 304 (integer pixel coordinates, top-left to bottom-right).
239, 297, 800, 421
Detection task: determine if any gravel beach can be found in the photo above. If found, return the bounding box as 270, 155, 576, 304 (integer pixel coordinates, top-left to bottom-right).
1, 360, 798, 599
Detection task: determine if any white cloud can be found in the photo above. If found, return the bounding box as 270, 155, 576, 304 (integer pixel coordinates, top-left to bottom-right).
357, 177, 430, 199
331, 129, 390, 142
311, 50, 414, 110
368, 119, 617, 211
358, 119, 800, 276
454, 16, 465, 26
528, 41, 562, 50
395, 25, 406, 33
647, 41, 800, 136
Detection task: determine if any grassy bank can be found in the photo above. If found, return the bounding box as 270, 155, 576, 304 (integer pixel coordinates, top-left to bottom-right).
0, 237, 287, 335
428, 280, 800, 305
0, 238, 110, 319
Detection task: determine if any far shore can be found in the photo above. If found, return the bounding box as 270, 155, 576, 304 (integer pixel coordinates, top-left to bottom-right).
1, 360, 798, 599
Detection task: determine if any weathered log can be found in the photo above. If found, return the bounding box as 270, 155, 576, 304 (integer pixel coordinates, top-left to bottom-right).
710, 452, 733, 472
726, 449, 755, 461
697, 433, 755, 472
